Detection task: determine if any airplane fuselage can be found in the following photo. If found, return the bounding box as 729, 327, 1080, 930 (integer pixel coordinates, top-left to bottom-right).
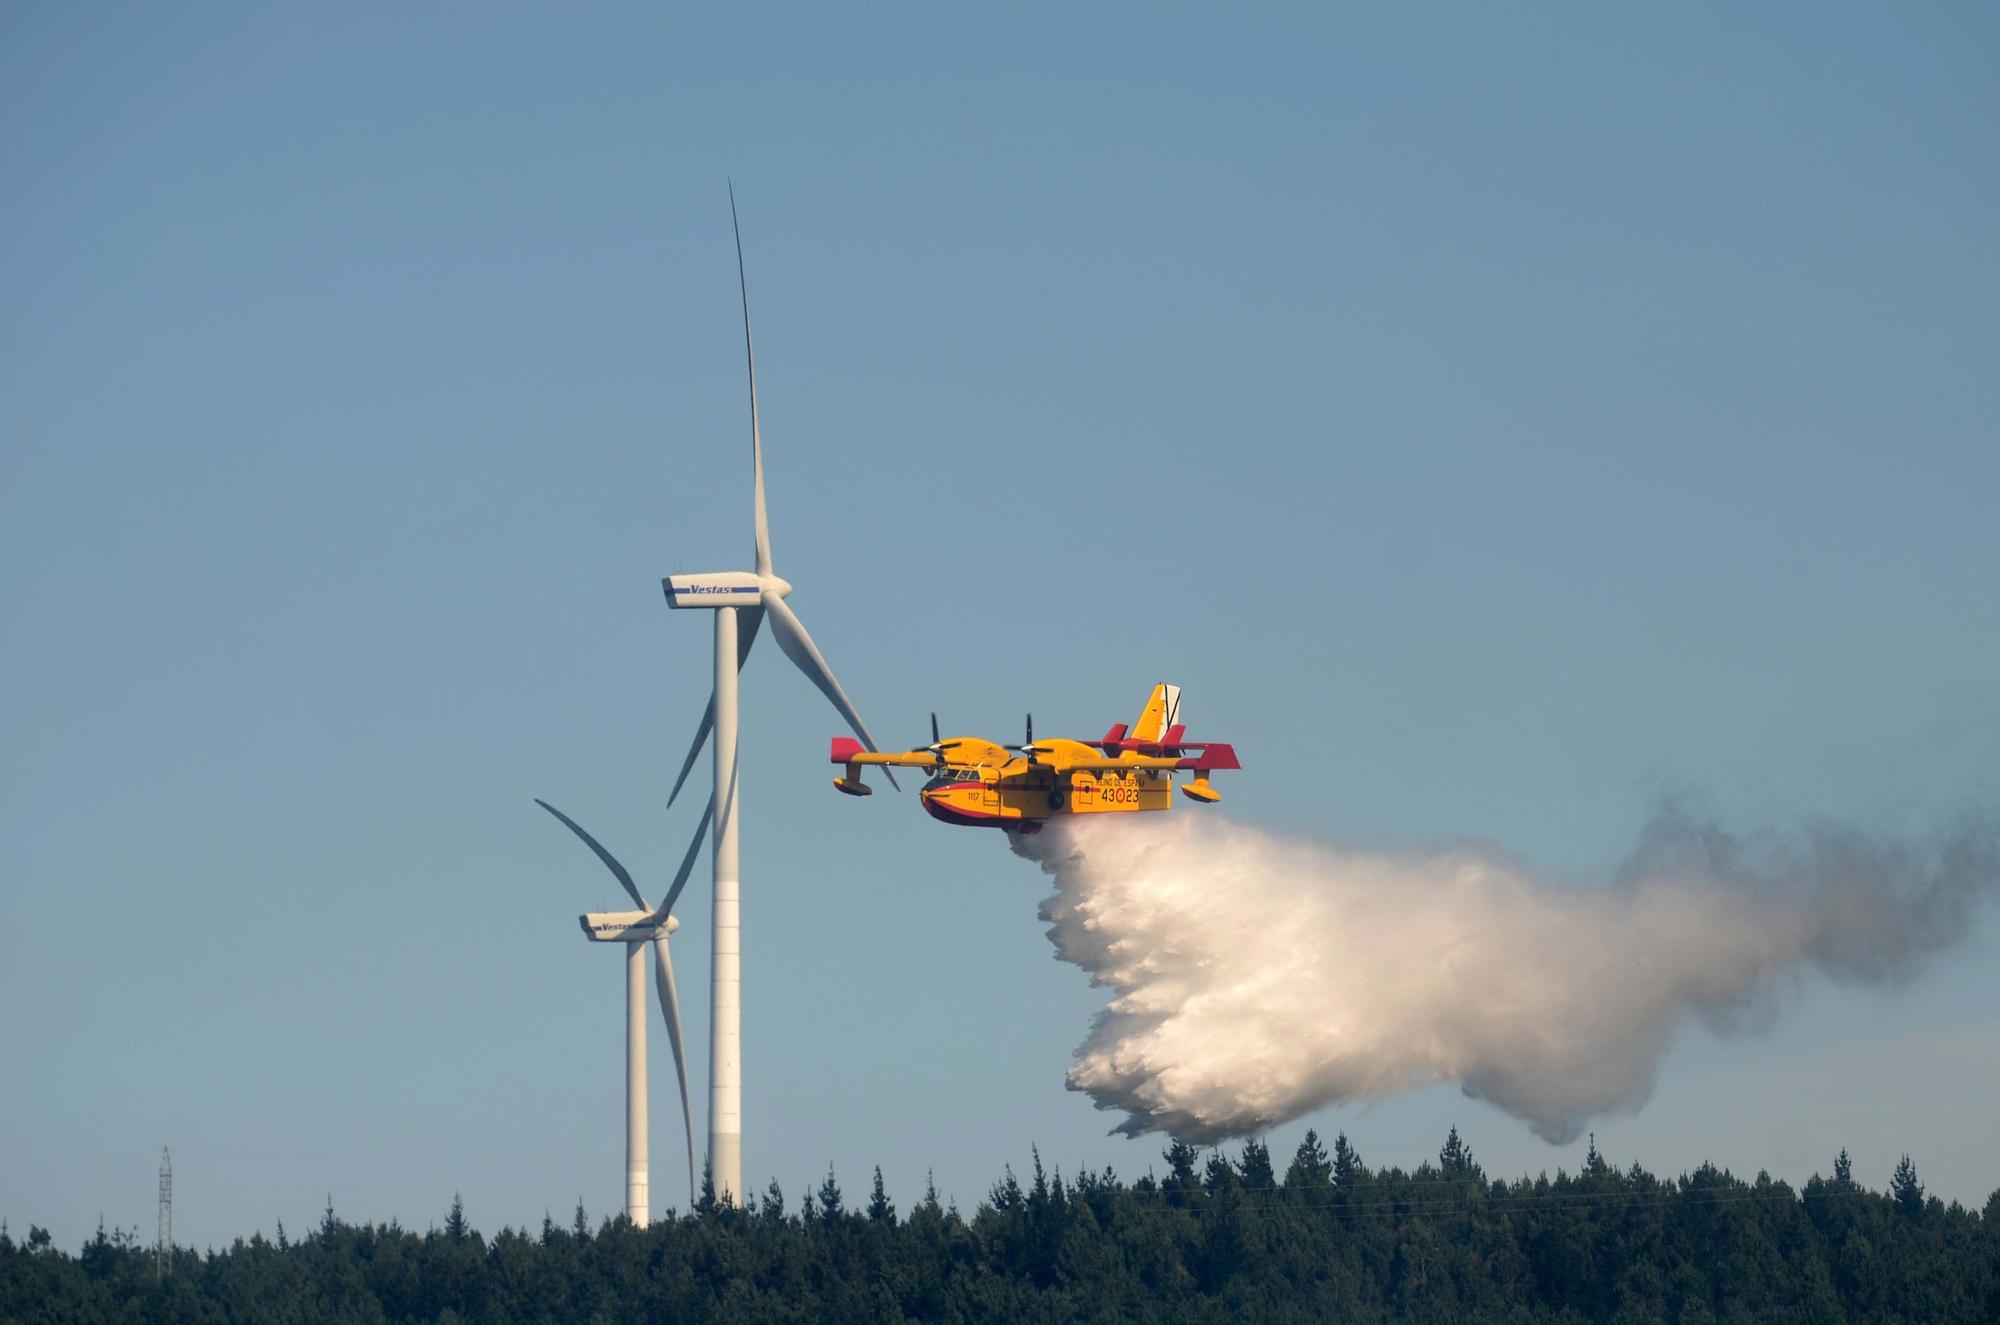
917, 739, 1176, 831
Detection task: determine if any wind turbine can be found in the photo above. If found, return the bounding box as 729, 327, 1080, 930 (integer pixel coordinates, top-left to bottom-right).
535, 796, 708, 1220
659, 189, 897, 1205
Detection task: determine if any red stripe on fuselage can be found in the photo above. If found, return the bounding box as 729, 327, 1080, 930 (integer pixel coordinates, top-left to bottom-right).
921, 792, 1015, 829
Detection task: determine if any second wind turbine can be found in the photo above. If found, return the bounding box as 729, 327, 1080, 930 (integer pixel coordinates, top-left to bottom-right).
661, 192, 895, 1205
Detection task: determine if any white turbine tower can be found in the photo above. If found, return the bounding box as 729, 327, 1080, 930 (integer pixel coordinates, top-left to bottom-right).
660, 190, 897, 1205
535, 796, 708, 1220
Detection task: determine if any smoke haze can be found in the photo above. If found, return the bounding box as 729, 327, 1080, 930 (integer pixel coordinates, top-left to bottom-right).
1012, 805, 1998, 1145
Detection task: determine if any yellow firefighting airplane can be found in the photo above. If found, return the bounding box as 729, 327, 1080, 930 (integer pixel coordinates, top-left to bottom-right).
829, 683, 1240, 831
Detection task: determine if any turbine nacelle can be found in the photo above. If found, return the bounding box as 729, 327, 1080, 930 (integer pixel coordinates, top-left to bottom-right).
663, 571, 792, 610
579, 910, 682, 942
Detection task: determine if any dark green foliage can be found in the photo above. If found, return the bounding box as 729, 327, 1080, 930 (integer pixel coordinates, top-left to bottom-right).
1284, 1128, 1331, 1192
1439, 1125, 1477, 1178
1237, 1139, 1275, 1194
1333, 1130, 1365, 1187
4, 1135, 1993, 1323
761, 1179, 786, 1225
1892, 1155, 1925, 1217
816, 1164, 844, 1221
1162, 1139, 1200, 1205
869, 1167, 896, 1224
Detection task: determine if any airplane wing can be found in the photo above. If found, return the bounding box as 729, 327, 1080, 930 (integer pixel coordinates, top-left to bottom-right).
848, 750, 942, 769
829, 738, 939, 769
1044, 754, 1183, 773
1048, 743, 1241, 774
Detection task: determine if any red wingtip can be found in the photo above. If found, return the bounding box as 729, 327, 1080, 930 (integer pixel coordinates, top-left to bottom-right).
830, 737, 865, 764
1175, 743, 1241, 772
1198, 742, 1240, 771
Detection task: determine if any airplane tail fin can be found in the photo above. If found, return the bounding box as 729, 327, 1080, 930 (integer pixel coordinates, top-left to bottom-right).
1130, 683, 1183, 744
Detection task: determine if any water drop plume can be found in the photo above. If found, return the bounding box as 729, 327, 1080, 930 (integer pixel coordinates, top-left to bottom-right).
1012, 804, 1998, 1144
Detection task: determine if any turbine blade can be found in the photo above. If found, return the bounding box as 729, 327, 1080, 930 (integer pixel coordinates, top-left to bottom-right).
664, 702, 713, 812
761, 590, 900, 791
533, 800, 647, 911
666, 607, 763, 807
651, 937, 697, 1206
730, 183, 773, 578
658, 792, 713, 918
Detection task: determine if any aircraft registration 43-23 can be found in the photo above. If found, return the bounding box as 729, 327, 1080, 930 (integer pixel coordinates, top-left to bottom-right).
829, 683, 1240, 833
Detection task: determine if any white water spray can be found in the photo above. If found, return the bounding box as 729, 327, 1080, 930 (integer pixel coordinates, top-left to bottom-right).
1014, 805, 1997, 1144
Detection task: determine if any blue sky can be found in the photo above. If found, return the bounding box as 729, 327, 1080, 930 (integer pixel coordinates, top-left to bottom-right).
4, 3, 1996, 1248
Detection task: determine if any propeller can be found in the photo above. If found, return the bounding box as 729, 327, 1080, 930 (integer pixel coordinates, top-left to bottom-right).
535, 798, 704, 1205
908, 711, 964, 770
1015, 712, 1049, 763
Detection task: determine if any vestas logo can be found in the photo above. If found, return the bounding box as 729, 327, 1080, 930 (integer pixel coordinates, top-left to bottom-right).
591, 920, 660, 933
662, 573, 772, 609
